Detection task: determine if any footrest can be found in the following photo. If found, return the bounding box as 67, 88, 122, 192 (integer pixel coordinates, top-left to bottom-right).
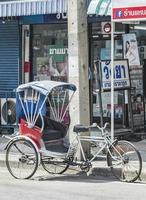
73, 124, 89, 133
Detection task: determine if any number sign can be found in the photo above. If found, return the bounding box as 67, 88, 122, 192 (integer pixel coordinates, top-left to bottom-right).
101, 60, 130, 90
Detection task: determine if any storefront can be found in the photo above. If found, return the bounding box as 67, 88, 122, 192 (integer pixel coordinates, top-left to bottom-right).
1, 0, 146, 135
0, 0, 68, 129
87, 0, 146, 133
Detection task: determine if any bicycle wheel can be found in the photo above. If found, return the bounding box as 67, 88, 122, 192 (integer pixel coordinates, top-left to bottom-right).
6, 138, 39, 179
107, 140, 142, 182
41, 156, 69, 174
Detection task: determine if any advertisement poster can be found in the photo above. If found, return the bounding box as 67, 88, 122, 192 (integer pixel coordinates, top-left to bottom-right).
101, 60, 130, 90
36, 57, 51, 81
48, 43, 68, 76
35, 43, 68, 82
130, 68, 144, 129
93, 92, 123, 120
123, 34, 140, 67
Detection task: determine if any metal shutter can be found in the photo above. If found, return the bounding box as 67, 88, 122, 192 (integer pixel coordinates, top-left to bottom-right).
0, 20, 19, 98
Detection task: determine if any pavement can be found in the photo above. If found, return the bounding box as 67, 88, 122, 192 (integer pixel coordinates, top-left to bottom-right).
0, 132, 146, 182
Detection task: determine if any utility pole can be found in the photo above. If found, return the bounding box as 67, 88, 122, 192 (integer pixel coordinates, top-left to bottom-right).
68, 0, 90, 156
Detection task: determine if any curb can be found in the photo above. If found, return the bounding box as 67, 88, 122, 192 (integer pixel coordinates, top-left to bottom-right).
0, 152, 146, 182
0, 153, 6, 167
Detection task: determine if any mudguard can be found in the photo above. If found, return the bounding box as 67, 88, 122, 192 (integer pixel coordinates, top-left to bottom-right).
4, 135, 41, 165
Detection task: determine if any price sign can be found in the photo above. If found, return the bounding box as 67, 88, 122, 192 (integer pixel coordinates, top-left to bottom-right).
101, 60, 130, 90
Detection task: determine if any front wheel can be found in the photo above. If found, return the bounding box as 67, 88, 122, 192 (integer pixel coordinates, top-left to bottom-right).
6, 138, 39, 179
107, 140, 142, 182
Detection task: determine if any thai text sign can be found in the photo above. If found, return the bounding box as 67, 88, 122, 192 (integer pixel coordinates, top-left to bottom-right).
112, 0, 146, 21
101, 60, 130, 90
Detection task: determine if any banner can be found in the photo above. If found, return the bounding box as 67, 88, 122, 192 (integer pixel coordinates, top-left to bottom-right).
112, 0, 146, 21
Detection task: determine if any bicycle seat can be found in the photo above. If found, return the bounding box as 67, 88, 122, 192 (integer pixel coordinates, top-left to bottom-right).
73, 124, 89, 133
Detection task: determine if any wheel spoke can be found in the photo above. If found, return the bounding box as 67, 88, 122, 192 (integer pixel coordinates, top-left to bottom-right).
41, 156, 69, 174
107, 140, 142, 182
6, 138, 39, 179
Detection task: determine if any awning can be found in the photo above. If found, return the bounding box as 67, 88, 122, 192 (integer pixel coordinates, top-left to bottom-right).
87, 0, 111, 16
0, 0, 67, 18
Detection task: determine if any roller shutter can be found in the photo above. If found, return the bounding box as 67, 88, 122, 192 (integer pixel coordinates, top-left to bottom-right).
0, 20, 20, 97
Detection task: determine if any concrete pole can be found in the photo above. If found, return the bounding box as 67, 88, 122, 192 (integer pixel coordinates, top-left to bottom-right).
68, 0, 90, 156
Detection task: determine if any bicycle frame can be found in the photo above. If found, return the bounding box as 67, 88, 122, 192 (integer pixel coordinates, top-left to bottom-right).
74, 132, 122, 165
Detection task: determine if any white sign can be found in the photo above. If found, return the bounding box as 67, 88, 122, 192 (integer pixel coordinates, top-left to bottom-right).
101, 60, 130, 90
123, 33, 140, 66
113, 0, 146, 8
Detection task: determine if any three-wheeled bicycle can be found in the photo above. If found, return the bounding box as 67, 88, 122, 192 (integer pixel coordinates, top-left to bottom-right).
4, 80, 142, 182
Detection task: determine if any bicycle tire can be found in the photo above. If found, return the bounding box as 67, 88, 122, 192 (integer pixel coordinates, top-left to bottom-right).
107, 140, 142, 182
6, 138, 39, 179
41, 156, 69, 174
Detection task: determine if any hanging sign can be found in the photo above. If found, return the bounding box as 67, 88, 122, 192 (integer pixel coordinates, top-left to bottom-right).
112, 0, 146, 21
101, 60, 130, 90
101, 22, 111, 34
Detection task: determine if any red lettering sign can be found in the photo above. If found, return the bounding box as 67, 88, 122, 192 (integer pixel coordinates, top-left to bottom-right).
113, 6, 146, 21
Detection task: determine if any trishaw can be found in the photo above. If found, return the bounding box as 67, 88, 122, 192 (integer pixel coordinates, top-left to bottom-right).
4, 80, 142, 182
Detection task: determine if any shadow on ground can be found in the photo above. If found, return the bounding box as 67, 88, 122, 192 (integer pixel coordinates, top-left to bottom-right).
32, 172, 118, 183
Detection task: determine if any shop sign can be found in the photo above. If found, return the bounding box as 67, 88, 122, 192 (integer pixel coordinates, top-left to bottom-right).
56, 13, 67, 20
49, 48, 68, 56
49, 45, 68, 63
101, 60, 130, 90
101, 22, 111, 34
112, 0, 146, 21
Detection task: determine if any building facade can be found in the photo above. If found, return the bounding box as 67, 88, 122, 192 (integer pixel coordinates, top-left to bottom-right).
0, 0, 146, 137
0, 0, 90, 136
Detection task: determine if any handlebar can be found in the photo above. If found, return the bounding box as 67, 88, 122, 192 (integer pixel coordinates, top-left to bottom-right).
89, 122, 109, 131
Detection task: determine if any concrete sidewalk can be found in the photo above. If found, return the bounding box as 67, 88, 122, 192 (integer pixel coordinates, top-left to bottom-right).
0, 134, 146, 182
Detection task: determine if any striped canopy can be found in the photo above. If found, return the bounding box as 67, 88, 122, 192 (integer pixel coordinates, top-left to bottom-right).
87, 0, 111, 16
0, 0, 67, 17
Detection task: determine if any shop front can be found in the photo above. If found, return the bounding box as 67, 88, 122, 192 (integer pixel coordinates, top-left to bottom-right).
19, 16, 68, 83
87, 0, 146, 134
0, 0, 68, 130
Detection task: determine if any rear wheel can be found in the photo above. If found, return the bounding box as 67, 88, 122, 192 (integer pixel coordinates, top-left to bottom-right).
107, 140, 142, 182
6, 138, 39, 179
41, 156, 69, 174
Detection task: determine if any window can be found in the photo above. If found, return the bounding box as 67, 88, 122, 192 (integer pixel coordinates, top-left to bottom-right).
32, 24, 68, 82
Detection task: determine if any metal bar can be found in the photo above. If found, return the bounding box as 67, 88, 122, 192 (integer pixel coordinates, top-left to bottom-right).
60, 90, 67, 121
18, 93, 29, 122
32, 92, 40, 123
60, 91, 75, 123
110, 19, 115, 142
25, 89, 31, 124
30, 89, 34, 123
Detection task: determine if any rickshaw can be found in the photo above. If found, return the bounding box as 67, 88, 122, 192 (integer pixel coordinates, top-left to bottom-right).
4, 80, 142, 182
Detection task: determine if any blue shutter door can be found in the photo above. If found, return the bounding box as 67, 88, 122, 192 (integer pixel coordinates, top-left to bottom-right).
0, 20, 19, 98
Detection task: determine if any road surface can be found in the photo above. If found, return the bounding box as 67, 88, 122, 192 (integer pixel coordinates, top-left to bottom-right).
0, 166, 146, 200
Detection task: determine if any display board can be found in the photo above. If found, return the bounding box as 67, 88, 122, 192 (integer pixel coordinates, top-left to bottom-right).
101, 60, 130, 90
